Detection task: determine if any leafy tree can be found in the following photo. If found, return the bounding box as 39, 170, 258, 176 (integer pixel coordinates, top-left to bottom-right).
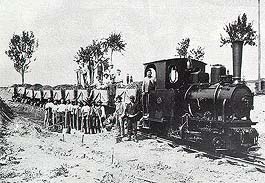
189, 46, 205, 61
74, 40, 109, 84
104, 32, 126, 65
89, 39, 109, 83
176, 38, 205, 61
176, 38, 190, 58
5, 31, 39, 84
220, 13, 257, 46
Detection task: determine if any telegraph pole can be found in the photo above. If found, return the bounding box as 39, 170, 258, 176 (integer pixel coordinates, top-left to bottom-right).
258, 0, 262, 91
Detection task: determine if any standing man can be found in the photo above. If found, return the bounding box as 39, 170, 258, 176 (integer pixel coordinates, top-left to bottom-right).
109, 64, 115, 81
75, 64, 82, 86
115, 69, 124, 86
65, 100, 73, 134
103, 72, 111, 87
108, 77, 116, 107
81, 101, 90, 134
114, 95, 126, 143
126, 74, 130, 84
77, 101, 83, 131
125, 95, 140, 141
142, 69, 156, 115
81, 63, 88, 87
94, 100, 106, 133
44, 98, 54, 128
57, 99, 67, 129
52, 100, 58, 131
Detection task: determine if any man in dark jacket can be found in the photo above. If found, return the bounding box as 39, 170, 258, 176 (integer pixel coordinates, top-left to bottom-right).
125, 95, 140, 141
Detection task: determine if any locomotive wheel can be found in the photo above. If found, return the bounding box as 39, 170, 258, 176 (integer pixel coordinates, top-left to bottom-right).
212, 136, 224, 150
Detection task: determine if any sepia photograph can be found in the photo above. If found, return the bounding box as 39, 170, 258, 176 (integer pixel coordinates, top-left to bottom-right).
1, 0, 265, 182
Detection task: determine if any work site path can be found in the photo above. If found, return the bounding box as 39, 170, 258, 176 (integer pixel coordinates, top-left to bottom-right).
1, 88, 265, 182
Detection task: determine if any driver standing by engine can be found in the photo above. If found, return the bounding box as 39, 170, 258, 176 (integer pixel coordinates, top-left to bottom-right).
125, 95, 140, 141
142, 69, 156, 116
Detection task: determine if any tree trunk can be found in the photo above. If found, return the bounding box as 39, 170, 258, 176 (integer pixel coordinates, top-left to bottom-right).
110, 50, 113, 65
21, 72, 25, 85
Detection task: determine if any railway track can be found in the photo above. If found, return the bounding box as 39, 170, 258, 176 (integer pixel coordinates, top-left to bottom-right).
138, 131, 265, 173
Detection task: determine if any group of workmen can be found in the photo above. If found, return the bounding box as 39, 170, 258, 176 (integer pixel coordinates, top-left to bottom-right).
44, 98, 106, 134
42, 67, 156, 142
43, 94, 140, 142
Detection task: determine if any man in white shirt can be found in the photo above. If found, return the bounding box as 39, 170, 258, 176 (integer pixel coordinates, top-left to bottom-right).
44, 98, 54, 128
115, 69, 124, 86
72, 101, 79, 130
52, 100, 58, 128
109, 64, 115, 81
65, 100, 74, 133
81, 101, 91, 134
75, 64, 82, 86
103, 73, 111, 87
114, 95, 126, 142
57, 99, 67, 128
92, 75, 102, 89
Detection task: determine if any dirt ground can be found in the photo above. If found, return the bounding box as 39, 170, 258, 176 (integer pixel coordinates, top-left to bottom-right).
1, 89, 265, 183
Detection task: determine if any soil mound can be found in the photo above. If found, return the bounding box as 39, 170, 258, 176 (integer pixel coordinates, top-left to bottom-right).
0, 98, 13, 121
53, 84, 77, 90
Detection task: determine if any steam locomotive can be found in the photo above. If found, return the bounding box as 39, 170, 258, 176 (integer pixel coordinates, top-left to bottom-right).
142, 47, 258, 151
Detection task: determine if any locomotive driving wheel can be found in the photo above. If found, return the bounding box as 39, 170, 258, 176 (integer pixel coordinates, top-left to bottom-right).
212, 136, 224, 150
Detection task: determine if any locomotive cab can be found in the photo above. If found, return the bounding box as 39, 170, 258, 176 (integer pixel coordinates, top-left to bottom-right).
142, 58, 207, 134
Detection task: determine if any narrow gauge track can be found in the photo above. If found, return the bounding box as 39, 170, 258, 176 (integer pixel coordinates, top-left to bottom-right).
138, 131, 265, 173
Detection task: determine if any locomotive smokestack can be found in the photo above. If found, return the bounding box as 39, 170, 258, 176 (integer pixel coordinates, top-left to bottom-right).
232, 41, 244, 83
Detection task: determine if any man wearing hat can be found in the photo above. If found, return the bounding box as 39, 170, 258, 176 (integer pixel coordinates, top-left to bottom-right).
114, 95, 126, 142
81, 101, 91, 134
44, 98, 54, 128
142, 68, 156, 115
65, 99, 73, 133
109, 64, 115, 81
115, 69, 124, 86
57, 99, 67, 129
125, 95, 140, 141
93, 100, 106, 133
103, 72, 111, 87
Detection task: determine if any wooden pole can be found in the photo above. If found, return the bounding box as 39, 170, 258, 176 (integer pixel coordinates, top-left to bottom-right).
111, 147, 114, 164
258, 0, 262, 91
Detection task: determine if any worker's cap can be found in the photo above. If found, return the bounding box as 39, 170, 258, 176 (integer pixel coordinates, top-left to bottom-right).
146, 68, 152, 72
129, 95, 135, 100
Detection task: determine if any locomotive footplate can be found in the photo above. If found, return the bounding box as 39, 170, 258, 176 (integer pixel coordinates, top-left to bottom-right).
179, 115, 259, 151
225, 127, 259, 150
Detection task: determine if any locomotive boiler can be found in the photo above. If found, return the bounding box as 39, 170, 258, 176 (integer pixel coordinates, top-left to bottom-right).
142, 51, 258, 151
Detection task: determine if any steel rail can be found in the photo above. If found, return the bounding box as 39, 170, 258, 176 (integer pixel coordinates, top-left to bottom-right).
138, 131, 265, 173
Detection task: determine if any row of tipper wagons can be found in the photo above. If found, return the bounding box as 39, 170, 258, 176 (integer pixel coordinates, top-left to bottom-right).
8, 86, 138, 106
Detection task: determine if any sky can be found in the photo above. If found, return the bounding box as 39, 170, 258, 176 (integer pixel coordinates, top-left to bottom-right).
0, 0, 264, 86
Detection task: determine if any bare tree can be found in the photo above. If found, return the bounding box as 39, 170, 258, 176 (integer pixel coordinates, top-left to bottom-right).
5, 31, 39, 84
